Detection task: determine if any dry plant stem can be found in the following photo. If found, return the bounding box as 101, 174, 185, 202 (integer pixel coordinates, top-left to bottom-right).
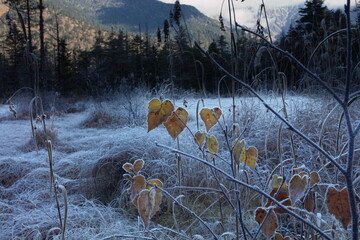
252, 179, 286, 240
344, 2, 359, 239
156, 143, 333, 240
158, 186, 219, 240
234, 24, 344, 107
194, 41, 345, 174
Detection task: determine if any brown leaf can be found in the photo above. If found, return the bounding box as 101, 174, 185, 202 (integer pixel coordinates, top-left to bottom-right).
304, 190, 315, 212
148, 99, 174, 132
200, 108, 222, 132
164, 107, 188, 139
127, 175, 146, 201
310, 171, 321, 186
146, 179, 163, 217
289, 174, 308, 204
255, 208, 278, 239
326, 186, 351, 229
265, 188, 291, 214
137, 189, 155, 227
132, 159, 144, 174
122, 163, 133, 173
274, 233, 290, 240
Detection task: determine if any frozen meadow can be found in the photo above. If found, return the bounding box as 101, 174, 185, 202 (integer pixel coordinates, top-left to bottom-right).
0, 92, 358, 239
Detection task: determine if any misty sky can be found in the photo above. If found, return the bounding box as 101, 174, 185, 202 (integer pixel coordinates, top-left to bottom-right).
159, 0, 343, 20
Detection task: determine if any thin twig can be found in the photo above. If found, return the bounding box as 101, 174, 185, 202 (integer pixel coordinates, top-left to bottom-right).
235, 24, 344, 107
194, 41, 345, 174
155, 143, 333, 240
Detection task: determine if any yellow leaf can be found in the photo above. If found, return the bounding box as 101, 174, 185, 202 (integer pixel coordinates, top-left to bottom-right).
206, 135, 218, 155
200, 108, 222, 132
148, 99, 174, 132
326, 186, 351, 229
270, 175, 287, 190
240, 146, 258, 169
127, 175, 146, 201
148, 98, 161, 112
233, 140, 245, 165
133, 159, 144, 174
289, 174, 308, 204
122, 163, 133, 173
137, 189, 155, 227
164, 107, 188, 139
194, 131, 205, 147
255, 208, 278, 239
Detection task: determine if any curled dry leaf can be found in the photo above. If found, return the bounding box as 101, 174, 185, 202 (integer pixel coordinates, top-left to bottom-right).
127, 175, 146, 202
240, 146, 258, 169
194, 131, 205, 147
326, 186, 351, 229
289, 174, 308, 204
233, 140, 245, 165
200, 107, 222, 132
255, 207, 278, 239
148, 99, 174, 132
137, 189, 156, 227
164, 107, 188, 139
132, 159, 144, 174
206, 135, 218, 156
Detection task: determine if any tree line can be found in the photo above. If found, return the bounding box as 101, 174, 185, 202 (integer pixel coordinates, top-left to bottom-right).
0, 0, 359, 99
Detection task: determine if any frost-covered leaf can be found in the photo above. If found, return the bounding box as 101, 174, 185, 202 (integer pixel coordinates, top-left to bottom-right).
326, 186, 351, 229
310, 171, 321, 186
206, 135, 218, 156
274, 233, 290, 240
233, 140, 245, 165
127, 175, 146, 201
239, 146, 258, 169
200, 107, 222, 132
164, 107, 188, 139
137, 189, 155, 227
265, 188, 291, 214
122, 163, 133, 173
289, 174, 308, 204
148, 99, 174, 132
194, 131, 205, 147
255, 208, 278, 239
133, 159, 144, 174
148, 98, 161, 112
270, 175, 287, 190
146, 179, 163, 217
304, 190, 315, 212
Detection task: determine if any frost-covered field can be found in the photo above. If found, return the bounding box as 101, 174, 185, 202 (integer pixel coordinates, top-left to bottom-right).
0, 93, 358, 239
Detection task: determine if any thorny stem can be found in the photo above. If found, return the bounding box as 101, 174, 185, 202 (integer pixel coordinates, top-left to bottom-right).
156, 143, 333, 240
194, 41, 345, 174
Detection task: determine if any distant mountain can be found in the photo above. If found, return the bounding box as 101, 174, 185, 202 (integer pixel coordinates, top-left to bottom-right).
46, 0, 223, 45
